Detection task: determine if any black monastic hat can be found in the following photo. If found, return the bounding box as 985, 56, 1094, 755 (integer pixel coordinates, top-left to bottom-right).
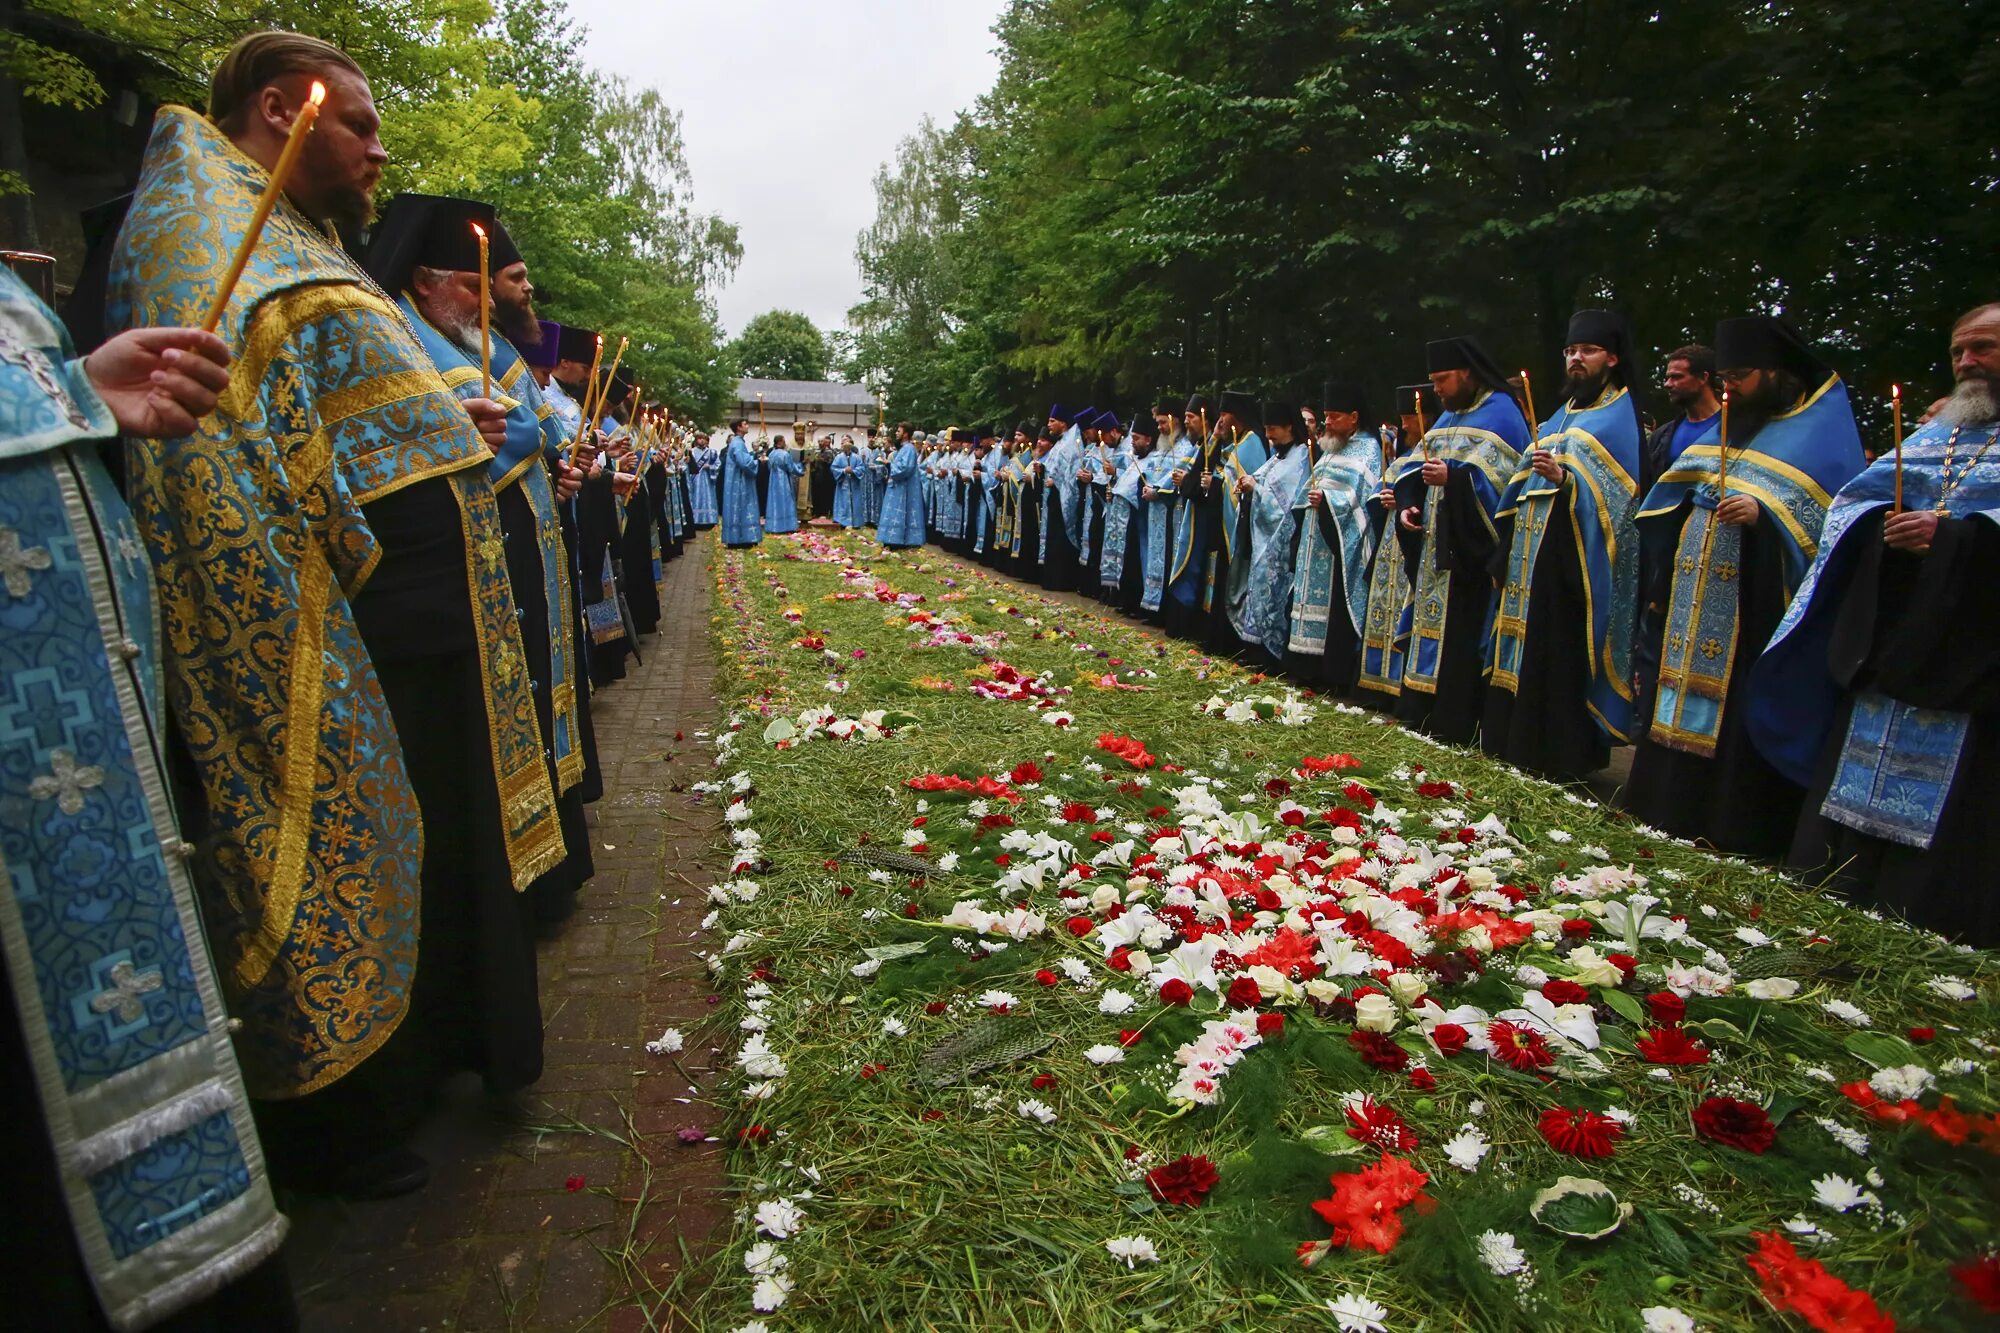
1152, 400, 1182, 419
1321, 379, 1369, 421
1183, 393, 1212, 417
950, 428, 975, 444
363, 192, 499, 293
1424, 335, 1513, 396
1127, 414, 1160, 440
1217, 390, 1259, 423
556, 323, 599, 365
1714, 316, 1833, 385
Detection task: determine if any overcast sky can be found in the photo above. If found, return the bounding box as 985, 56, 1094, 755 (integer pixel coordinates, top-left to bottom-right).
569, 0, 1005, 341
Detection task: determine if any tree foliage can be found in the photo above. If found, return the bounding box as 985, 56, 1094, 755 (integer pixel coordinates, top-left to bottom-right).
728, 308, 832, 382
853, 0, 1998, 438
4, 0, 739, 418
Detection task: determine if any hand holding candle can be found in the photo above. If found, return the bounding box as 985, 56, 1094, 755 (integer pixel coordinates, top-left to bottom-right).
568, 334, 604, 463
202, 80, 325, 334
1892, 383, 1904, 513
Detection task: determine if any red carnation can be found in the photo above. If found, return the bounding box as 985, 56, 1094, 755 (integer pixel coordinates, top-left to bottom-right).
1349, 1029, 1410, 1072
1065, 915, 1094, 938
1538, 1106, 1625, 1159
924, 1001, 948, 1015
1225, 976, 1262, 1009
1255, 1012, 1285, 1040
1488, 1019, 1557, 1072
1430, 1023, 1469, 1056
1144, 1153, 1218, 1207
1009, 760, 1043, 784
1539, 979, 1592, 1006
1636, 1026, 1711, 1066
1159, 978, 1194, 1006
1644, 990, 1686, 1025
1034, 969, 1059, 987
1693, 1096, 1776, 1154
1061, 800, 1099, 824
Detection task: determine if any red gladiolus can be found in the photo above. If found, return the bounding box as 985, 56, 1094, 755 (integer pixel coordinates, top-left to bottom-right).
1539, 979, 1592, 1006
1096, 732, 1157, 769
1636, 1026, 1711, 1066
1225, 976, 1262, 1008
1645, 991, 1687, 1025
1255, 1013, 1285, 1040
1349, 1029, 1410, 1072
1144, 1154, 1218, 1207
1430, 1023, 1469, 1056
1954, 1253, 2000, 1313
1298, 753, 1363, 774
1692, 1096, 1777, 1153
1310, 1153, 1432, 1255
1746, 1232, 1896, 1333
1159, 978, 1194, 1006
1488, 1019, 1557, 1072
1538, 1106, 1624, 1159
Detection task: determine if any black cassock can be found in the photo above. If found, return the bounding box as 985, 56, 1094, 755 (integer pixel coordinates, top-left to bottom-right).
1625, 504, 1802, 857
560, 495, 604, 804
1788, 512, 2000, 947
809, 453, 835, 518
1480, 484, 1609, 781
1012, 475, 1041, 581
347, 477, 545, 1093
1392, 468, 1499, 744
619, 470, 660, 636
578, 470, 631, 686
1085, 481, 1112, 605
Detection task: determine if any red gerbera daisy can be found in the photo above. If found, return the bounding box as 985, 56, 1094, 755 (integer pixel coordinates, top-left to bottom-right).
1488, 1019, 1557, 1072
1538, 1105, 1625, 1159
1345, 1095, 1420, 1152
1636, 1026, 1711, 1066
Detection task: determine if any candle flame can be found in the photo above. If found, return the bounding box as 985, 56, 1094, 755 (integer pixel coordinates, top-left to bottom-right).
469, 221, 485, 238
308, 80, 327, 107
1892, 383, 1901, 400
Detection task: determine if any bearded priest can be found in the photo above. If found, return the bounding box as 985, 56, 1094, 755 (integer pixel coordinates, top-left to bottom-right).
1626, 316, 1864, 857
1750, 303, 2000, 947
1482, 311, 1645, 781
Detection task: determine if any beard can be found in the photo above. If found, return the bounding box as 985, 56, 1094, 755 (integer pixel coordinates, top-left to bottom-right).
1939, 372, 2000, 427
1438, 381, 1478, 413
1565, 365, 1610, 408
1730, 369, 1804, 442
497, 292, 539, 345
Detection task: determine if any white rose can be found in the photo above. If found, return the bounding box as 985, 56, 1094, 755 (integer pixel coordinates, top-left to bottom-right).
1743, 977, 1800, 1000
1353, 993, 1399, 1033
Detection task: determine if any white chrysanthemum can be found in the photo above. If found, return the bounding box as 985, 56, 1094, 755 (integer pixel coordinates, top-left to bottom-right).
1869, 1064, 1935, 1102
979, 989, 1021, 1010
1104, 1235, 1159, 1268
754, 1197, 804, 1239
881, 1016, 908, 1037
737, 1036, 788, 1080
750, 1273, 793, 1312
1821, 998, 1872, 1027
1639, 1307, 1698, 1333
1442, 1126, 1490, 1172
1476, 1229, 1528, 1276
936, 851, 961, 872
729, 1322, 771, 1333
850, 958, 883, 978
742, 1241, 786, 1276
1098, 987, 1138, 1015
645, 1028, 684, 1055
1926, 975, 1977, 1002
1016, 1098, 1057, 1124
1812, 1116, 1869, 1156
1810, 1174, 1876, 1213
1326, 1293, 1390, 1333
1084, 1044, 1126, 1065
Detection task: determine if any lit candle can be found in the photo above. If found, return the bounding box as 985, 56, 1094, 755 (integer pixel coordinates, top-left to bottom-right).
1891, 384, 1904, 513
757, 391, 766, 442
568, 333, 603, 463
1717, 389, 1730, 499
1519, 368, 1539, 439
469, 221, 491, 399
1414, 389, 1431, 461
203, 80, 326, 333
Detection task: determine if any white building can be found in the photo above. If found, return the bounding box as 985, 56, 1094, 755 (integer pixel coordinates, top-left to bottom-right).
731, 377, 881, 440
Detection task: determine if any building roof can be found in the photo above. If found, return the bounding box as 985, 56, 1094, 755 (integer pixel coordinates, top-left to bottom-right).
736, 377, 878, 408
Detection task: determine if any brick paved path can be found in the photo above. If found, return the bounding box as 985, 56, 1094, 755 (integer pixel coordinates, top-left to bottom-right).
290, 536, 730, 1332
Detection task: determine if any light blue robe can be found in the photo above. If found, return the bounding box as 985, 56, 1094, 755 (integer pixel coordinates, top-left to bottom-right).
1289, 434, 1383, 657
879, 441, 927, 547
720, 433, 762, 545
689, 444, 719, 526
1039, 427, 1084, 560
864, 446, 885, 525
832, 449, 864, 527
1100, 444, 1178, 607
1228, 443, 1311, 655
763, 446, 803, 534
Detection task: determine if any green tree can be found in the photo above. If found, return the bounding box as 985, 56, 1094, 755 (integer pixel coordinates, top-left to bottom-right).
728, 309, 830, 381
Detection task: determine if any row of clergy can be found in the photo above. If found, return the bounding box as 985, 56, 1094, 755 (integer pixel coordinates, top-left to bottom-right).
877, 306, 2000, 954
0, 30, 723, 1332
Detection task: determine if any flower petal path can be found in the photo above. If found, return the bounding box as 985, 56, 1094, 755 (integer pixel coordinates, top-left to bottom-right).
693, 529, 1999, 1333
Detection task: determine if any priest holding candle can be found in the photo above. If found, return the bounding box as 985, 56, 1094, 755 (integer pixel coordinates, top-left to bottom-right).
364, 196, 597, 928
1481, 310, 1645, 781
1749, 302, 2000, 947
1625, 315, 1864, 857
107, 31, 559, 1197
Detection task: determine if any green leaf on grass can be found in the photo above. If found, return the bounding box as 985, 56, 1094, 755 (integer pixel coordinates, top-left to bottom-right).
1844, 1030, 1920, 1069
1599, 987, 1647, 1027
1531, 1176, 1632, 1239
